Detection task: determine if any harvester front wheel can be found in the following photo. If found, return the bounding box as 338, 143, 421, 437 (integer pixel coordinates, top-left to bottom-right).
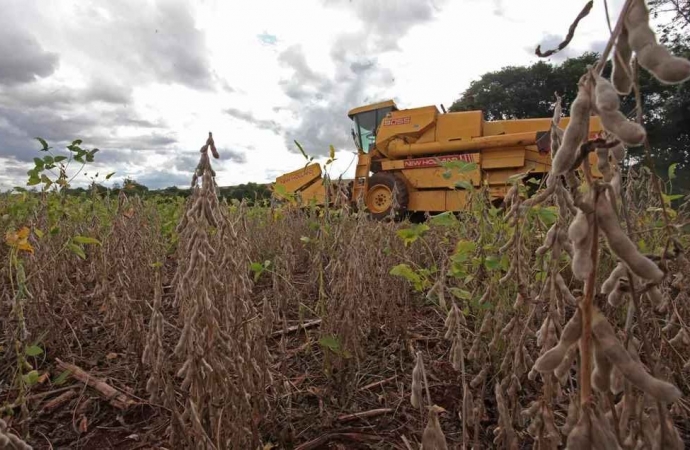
365, 172, 409, 221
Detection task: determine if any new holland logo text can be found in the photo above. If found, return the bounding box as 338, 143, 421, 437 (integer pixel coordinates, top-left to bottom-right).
403, 153, 476, 169
382, 116, 411, 126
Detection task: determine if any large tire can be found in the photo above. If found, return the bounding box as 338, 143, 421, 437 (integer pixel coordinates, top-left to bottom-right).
365, 172, 409, 221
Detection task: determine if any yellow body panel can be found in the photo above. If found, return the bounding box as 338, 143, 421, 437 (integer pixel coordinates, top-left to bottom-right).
481, 147, 525, 169
400, 167, 480, 189
275, 163, 322, 193
408, 190, 469, 212
299, 179, 328, 205
436, 111, 483, 142
347, 99, 397, 119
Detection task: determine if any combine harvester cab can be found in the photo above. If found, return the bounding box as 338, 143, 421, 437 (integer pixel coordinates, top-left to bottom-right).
273, 99, 604, 220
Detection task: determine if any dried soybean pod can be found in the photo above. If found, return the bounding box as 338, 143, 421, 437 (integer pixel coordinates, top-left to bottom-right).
625, 0, 690, 84
593, 73, 646, 145
601, 262, 627, 294
596, 192, 664, 282
592, 338, 613, 393
555, 345, 577, 384
561, 395, 579, 435
610, 365, 624, 395
565, 412, 591, 450
555, 273, 577, 305
591, 308, 682, 403
551, 76, 592, 176
646, 285, 663, 305
551, 93, 565, 155
610, 141, 626, 161
536, 223, 558, 255
411, 353, 424, 409
596, 146, 612, 181
669, 328, 690, 347
590, 409, 622, 450
608, 278, 629, 307
568, 209, 590, 244
612, 25, 633, 95
534, 310, 582, 373
422, 405, 449, 450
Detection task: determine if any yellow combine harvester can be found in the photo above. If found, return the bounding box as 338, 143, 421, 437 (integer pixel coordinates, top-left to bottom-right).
272, 99, 603, 220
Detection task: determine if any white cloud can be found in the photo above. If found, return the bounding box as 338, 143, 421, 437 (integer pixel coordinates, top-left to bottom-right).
0, 0, 657, 191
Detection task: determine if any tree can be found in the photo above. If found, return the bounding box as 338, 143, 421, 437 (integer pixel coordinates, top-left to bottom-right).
449, 45, 690, 192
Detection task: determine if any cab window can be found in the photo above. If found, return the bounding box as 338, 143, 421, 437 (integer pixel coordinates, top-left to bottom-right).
353, 107, 393, 152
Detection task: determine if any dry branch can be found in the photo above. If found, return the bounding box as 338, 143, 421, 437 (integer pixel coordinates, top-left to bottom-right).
38, 389, 76, 415
271, 319, 322, 337
336, 408, 393, 423
536, 1, 594, 57
55, 359, 136, 410
358, 375, 397, 391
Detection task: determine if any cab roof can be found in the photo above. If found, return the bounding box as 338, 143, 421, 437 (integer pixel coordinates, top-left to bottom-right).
347, 99, 398, 119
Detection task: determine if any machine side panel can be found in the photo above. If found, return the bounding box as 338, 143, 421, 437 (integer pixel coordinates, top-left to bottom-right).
436, 111, 483, 143
275, 163, 323, 192
481, 146, 526, 169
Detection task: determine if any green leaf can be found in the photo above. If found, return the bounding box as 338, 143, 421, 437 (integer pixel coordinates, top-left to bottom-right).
329, 144, 335, 159
668, 163, 677, 180
34, 228, 44, 239
507, 172, 528, 184
318, 335, 341, 353
450, 288, 472, 300
68, 243, 86, 259
105, 172, 116, 180
396, 223, 430, 246
294, 140, 308, 160
35, 137, 50, 151
49, 226, 60, 235
22, 370, 40, 386
40, 174, 52, 188
33, 157, 45, 169
535, 206, 558, 227
300, 236, 311, 243
25, 345, 43, 357
455, 180, 474, 190
390, 263, 423, 290
54, 156, 67, 163
661, 193, 684, 206
484, 255, 501, 270
439, 160, 478, 174
455, 240, 476, 256
72, 236, 101, 246
430, 211, 457, 227
52, 370, 71, 386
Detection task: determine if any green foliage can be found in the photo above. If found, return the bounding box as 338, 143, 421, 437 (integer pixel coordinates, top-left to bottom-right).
250, 260, 271, 282
318, 335, 352, 359
26, 138, 100, 192
390, 263, 435, 292
396, 223, 430, 246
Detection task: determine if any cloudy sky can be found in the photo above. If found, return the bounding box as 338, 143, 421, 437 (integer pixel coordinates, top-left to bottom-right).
0, 0, 639, 190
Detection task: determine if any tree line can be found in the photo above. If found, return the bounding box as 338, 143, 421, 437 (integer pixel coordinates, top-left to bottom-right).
449, 2, 689, 192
